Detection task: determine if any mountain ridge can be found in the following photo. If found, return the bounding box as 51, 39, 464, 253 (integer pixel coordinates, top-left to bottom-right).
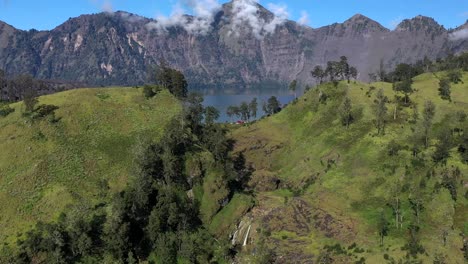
0, 1, 467, 92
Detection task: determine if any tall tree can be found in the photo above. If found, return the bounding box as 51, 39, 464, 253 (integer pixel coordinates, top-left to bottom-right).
17, 75, 38, 113
433, 129, 451, 165
339, 97, 353, 129
349, 66, 358, 83
311, 66, 325, 85
373, 89, 388, 135
446, 69, 462, 84
204, 106, 220, 125
154, 61, 188, 99
422, 100, 436, 148
339, 56, 350, 81
289, 80, 297, 99
326, 61, 340, 85
264, 96, 281, 115
438, 78, 451, 101
393, 79, 413, 105
226, 105, 239, 122
239, 102, 250, 122
249, 98, 258, 119
378, 59, 387, 81
377, 211, 389, 247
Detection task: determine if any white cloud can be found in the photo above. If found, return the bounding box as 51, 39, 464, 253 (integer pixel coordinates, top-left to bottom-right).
298, 10, 310, 26
229, 0, 289, 39
146, 0, 221, 35
264, 3, 289, 33
144, 0, 290, 37
89, 0, 114, 13
449, 28, 468, 41
459, 11, 468, 18
119, 12, 145, 23
102, 0, 113, 13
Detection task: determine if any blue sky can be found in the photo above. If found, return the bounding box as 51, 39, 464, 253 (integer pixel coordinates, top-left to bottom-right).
0, 0, 467, 31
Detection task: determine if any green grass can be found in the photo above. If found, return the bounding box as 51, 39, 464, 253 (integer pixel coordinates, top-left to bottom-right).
0, 87, 182, 244
209, 193, 254, 236
232, 72, 468, 263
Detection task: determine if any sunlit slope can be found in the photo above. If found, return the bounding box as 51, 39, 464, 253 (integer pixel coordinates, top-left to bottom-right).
0, 88, 182, 243
232, 72, 468, 263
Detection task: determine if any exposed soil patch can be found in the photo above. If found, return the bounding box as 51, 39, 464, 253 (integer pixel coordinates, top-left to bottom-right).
263, 198, 313, 236
312, 208, 357, 242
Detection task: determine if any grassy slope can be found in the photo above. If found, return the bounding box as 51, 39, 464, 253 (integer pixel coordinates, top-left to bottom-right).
232, 72, 468, 263
0, 88, 182, 244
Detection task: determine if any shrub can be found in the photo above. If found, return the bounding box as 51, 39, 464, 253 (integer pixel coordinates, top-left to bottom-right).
0, 105, 14, 117
96, 93, 110, 100
143, 85, 162, 99
35, 104, 59, 118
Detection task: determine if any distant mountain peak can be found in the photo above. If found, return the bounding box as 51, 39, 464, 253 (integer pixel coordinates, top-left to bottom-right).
343, 13, 388, 33
396, 15, 444, 32
348, 13, 368, 21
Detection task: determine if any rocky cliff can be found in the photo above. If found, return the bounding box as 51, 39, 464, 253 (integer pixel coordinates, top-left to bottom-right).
0, 0, 466, 92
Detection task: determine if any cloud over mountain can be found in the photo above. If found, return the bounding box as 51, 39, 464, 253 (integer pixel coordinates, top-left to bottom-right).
449, 28, 468, 41
145, 0, 289, 38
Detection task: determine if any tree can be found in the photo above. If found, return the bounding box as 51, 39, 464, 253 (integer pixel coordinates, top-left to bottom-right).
373, 89, 388, 135
289, 80, 297, 99
311, 66, 325, 84
249, 98, 258, 119
422, 100, 436, 148
393, 79, 413, 105
405, 224, 425, 257
143, 85, 156, 98
409, 193, 424, 225
339, 97, 353, 129
339, 56, 350, 81
349, 66, 358, 83
433, 129, 451, 165
422, 56, 433, 72
185, 92, 205, 135
226, 105, 238, 122
204, 106, 220, 125
392, 63, 415, 82
153, 61, 188, 99
264, 96, 281, 115
23, 88, 38, 113
378, 59, 387, 81
377, 211, 389, 247
170, 69, 188, 98
438, 78, 451, 101
326, 61, 340, 86
446, 69, 462, 84
239, 102, 250, 121
155, 233, 177, 263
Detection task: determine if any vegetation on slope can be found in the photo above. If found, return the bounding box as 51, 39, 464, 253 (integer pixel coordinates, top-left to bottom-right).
232, 72, 468, 263
0, 81, 258, 263
0, 87, 182, 245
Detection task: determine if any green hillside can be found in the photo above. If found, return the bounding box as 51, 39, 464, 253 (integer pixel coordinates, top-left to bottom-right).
0, 88, 182, 244
232, 72, 468, 263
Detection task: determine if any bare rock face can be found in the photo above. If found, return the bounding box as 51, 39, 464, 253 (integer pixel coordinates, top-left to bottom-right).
0, 1, 467, 92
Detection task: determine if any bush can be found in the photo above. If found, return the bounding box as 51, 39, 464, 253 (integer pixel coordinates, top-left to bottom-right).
27, 104, 60, 122
446, 69, 463, 84
143, 85, 162, 99
0, 104, 14, 117
35, 104, 59, 118
96, 93, 110, 100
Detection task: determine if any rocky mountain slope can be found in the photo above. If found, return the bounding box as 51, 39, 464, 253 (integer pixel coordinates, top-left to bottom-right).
0, 0, 467, 91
